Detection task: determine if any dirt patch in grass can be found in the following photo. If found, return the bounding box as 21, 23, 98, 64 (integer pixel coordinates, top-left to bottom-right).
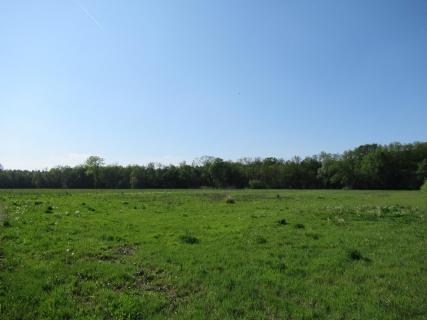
136, 275, 176, 296
88, 244, 138, 262
134, 277, 175, 295
110, 266, 182, 312
115, 245, 137, 256
97, 254, 119, 262
324, 205, 421, 223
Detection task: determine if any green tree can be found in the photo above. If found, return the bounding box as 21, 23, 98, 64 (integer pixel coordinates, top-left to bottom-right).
32, 172, 45, 188
130, 166, 143, 189
317, 153, 342, 188
84, 156, 105, 188
209, 158, 229, 187
417, 159, 427, 181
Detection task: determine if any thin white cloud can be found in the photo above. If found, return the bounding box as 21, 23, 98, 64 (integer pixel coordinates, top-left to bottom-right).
73, 0, 103, 31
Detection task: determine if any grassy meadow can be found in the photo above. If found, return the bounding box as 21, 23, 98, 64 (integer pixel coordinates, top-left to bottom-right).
0, 189, 426, 319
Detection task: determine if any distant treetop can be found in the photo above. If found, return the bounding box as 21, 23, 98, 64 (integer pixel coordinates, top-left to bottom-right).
0, 142, 426, 190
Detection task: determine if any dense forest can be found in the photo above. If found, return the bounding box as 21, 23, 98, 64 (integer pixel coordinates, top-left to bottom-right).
1, 142, 426, 190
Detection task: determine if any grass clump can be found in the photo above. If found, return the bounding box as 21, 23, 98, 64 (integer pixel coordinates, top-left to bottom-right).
349, 249, 362, 260
348, 249, 371, 262
277, 262, 286, 272
421, 180, 427, 192
295, 223, 305, 229
255, 235, 267, 244
225, 195, 235, 204
277, 218, 288, 225
180, 232, 200, 244
45, 206, 53, 213
305, 232, 320, 240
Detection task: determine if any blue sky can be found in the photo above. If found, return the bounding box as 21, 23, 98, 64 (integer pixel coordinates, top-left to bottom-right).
1, 0, 426, 169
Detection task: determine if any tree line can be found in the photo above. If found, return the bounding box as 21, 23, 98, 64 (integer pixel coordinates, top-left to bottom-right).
0, 142, 426, 189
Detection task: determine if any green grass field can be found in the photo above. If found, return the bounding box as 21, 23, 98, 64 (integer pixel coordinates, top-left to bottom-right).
0, 189, 426, 319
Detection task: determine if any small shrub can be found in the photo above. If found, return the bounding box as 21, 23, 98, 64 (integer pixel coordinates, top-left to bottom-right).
225, 196, 235, 204
255, 235, 267, 244
349, 250, 362, 260
421, 180, 427, 192
180, 233, 200, 244
278, 262, 286, 272
277, 218, 288, 225
295, 223, 305, 229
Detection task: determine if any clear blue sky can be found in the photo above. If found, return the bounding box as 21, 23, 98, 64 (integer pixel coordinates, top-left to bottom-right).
1, 0, 426, 170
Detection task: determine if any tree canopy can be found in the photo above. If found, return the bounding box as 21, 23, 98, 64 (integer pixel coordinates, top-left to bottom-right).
0, 142, 426, 189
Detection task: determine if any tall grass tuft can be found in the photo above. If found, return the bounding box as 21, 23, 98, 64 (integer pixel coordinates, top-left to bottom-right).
179, 232, 200, 244
225, 195, 235, 204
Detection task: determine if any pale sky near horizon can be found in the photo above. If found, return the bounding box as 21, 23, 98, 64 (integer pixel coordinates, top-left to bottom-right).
1, 0, 426, 170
